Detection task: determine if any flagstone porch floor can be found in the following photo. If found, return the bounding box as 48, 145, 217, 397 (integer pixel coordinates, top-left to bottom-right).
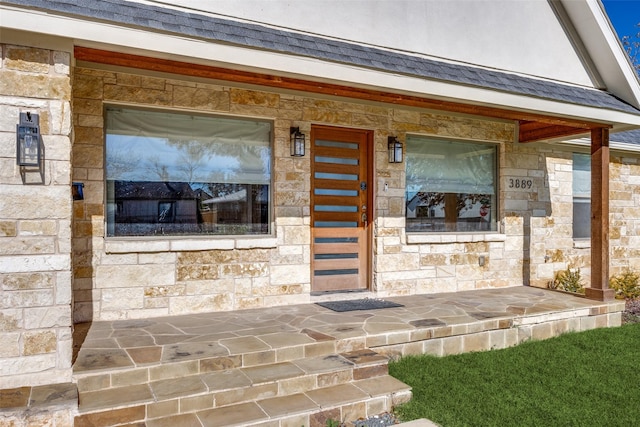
66, 286, 623, 426
74, 286, 623, 373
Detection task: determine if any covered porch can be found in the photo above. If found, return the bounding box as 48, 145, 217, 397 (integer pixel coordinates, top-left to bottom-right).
67, 286, 623, 426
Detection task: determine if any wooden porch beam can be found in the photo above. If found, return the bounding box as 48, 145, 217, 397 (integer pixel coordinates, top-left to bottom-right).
74, 47, 607, 132
518, 120, 590, 143
585, 127, 614, 301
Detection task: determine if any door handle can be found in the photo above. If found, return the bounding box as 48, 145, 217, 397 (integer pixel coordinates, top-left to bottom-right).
362, 212, 367, 225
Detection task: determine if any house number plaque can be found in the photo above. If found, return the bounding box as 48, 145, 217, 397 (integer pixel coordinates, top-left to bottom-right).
506, 178, 533, 190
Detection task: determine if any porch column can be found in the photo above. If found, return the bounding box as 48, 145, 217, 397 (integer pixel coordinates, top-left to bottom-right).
585, 127, 614, 300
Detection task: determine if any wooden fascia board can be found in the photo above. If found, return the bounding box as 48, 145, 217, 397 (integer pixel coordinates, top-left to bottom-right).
75, 46, 606, 132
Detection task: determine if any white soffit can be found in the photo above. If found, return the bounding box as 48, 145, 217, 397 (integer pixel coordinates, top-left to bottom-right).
560, 0, 640, 109
2, 4, 640, 128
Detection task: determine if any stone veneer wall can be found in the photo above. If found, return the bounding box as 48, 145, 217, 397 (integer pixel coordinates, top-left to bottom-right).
527, 148, 640, 288
0, 43, 73, 388
71, 65, 519, 322
71, 64, 640, 322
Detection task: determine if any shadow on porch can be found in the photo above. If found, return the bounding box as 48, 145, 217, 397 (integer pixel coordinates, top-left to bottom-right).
70, 286, 623, 426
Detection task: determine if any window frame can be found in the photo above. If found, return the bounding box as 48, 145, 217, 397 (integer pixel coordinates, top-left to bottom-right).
103, 104, 275, 241
572, 152, 591, 241
404, 134, 500, 235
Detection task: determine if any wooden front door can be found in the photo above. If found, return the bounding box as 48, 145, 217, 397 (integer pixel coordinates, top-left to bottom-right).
311, 125, 372, 292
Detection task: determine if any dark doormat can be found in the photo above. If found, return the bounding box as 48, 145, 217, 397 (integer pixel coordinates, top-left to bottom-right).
316, 298, 404, 312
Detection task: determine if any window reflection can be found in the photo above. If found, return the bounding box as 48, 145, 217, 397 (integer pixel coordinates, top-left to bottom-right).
405, 137, 497, 233
105, 107, 271, 237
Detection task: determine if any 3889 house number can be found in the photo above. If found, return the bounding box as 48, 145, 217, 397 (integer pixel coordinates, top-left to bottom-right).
507, 178, 533, 190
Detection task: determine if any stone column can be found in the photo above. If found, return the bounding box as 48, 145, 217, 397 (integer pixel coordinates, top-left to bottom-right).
0, 42, 73, 387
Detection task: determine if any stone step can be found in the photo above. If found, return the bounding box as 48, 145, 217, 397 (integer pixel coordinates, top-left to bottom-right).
76, 349, 392, 416
75, 376, 412, 427
72, 328, 346, 388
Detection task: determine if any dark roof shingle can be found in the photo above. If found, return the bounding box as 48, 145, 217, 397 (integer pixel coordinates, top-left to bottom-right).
4, 0, 640, 116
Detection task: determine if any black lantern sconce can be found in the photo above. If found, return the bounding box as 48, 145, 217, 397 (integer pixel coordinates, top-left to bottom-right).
388, 136, 403, 163
290, 127, 305, 157
17, 112, 41, 167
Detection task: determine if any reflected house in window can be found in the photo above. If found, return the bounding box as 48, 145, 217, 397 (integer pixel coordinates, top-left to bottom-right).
200, 184, 269, 234
113, 181, 199, 235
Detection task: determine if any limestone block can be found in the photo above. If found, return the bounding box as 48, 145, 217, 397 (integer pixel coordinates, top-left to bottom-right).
169, 293, 232, 314
230, 88, 279, 107
0, 71, 70, 99
0, 185, 71, 219
0, 332, 20, 357
352, 112, 388, 128
101, 287, 144, 311
1, 237, 56, 255
173, 86, 230, 110
270, 264, 309, 285
72, 73, 104, 99
177, 264, 219, 281
18, 219, 57, 236
5, 46, 50, 73
0, 353, 56, 376
144, 285, 186, 298
24, 306, 71, 329
104, 84, 172, 105
2, 288, 54, 308
393, 109, 420, 124
1, 272, 53, 290
376, 253, 419, 272
53, 50, 70, 75
23, 330, 57, 355
254, 284, 303, 296
96, 263, 174, 288
283, 226, 310, 245
54, 272, 72, 305
0, 309, 23, 331
138, 252, 176, 264
99, 253, 138, 266
184, 278, 234, 296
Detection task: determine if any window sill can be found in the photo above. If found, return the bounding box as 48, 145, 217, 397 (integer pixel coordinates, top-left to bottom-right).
105, 236, 277, 254
573, 239, 591, 249
406, 233, 506, 244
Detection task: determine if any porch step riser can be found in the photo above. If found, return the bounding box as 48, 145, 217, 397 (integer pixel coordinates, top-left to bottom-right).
73, 338, 361, 389
77, 351, 390, 415
75, 378, 412, 427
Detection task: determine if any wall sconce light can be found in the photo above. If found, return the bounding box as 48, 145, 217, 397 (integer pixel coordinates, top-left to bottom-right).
388, 136, 403, 163
290, 127, 305, 157
17, 112, 41, 167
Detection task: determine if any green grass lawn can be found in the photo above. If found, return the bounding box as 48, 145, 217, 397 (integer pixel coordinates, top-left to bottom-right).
389, 323, 640, 427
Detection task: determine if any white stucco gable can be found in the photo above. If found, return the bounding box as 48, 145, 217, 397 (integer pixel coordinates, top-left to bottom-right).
143, 0, 593, 86
143, 0, 639, 109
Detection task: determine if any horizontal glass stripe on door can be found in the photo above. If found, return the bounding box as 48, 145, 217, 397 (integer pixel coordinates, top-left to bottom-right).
314, 189, 359, 197
314, 205, 358, 212
315, 140, 358, 150
315, 237, 358, 243
314, 253, 358, 259
314, 221, 358, 227
315, 156, 359, 165
314, 269, 359, 276
315, 172, 358, 181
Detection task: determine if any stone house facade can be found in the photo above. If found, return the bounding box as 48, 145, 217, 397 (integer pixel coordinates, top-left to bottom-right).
2, 0, 640, 403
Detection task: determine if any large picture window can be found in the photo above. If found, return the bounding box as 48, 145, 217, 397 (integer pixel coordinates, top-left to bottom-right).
572, 153, 591, 239
105, 107, 271, 237
405, 136, 497, 233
